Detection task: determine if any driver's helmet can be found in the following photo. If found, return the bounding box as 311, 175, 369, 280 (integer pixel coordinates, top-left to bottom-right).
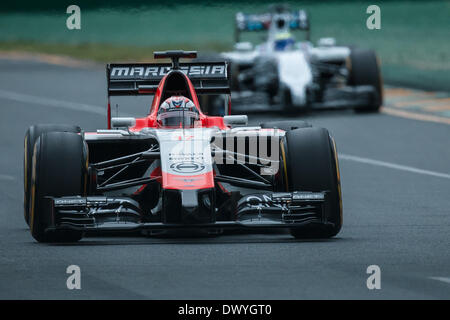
157, 96, 200, 128
273, 31, 295, 51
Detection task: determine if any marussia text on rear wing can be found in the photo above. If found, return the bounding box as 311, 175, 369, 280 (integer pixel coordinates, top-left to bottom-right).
107, 61, 230, 96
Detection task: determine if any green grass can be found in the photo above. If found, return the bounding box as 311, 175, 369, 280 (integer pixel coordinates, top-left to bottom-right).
0, 1, 448, 90
0, 41, 227, 62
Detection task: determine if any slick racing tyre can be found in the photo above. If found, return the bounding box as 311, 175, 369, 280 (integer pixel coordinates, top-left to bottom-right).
347, 49, 383, 112
282, 127, 342, 238
29, 131, 87, 242
24, 124, 81, 226
260, 120, 312, 131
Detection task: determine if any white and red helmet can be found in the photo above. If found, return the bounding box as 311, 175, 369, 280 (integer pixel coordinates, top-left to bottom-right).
157, 96, 200, 128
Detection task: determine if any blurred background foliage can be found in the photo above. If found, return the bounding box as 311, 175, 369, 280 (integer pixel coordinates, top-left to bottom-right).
0, 0, 449, 91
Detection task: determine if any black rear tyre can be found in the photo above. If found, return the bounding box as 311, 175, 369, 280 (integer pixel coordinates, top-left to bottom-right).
24, 124, 80, 226
29, 131, 87, 243
282, 128, 342, 238
347, 49, 383, 112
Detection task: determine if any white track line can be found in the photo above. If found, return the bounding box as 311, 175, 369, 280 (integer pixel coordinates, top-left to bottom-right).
0, 174, 15, 181
0, 89, 105, 115
339, 154, 450, 180
429, 277, 450, 285
1, 88, 449, 181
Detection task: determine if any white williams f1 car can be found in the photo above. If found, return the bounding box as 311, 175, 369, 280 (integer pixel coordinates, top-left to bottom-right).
221, 5, 383, 112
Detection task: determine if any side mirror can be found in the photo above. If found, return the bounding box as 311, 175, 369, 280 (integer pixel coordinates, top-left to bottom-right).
111, 117, 136, 128
223, 115, 248, 126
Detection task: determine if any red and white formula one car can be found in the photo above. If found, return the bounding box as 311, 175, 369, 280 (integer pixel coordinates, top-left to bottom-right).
23, 51, 342, 243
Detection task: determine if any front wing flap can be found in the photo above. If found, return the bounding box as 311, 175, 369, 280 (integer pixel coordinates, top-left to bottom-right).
46, 191, 332, 233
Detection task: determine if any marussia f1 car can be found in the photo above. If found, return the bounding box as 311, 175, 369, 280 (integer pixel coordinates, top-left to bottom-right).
23, 50, 342, 243
221, 5, 383, 112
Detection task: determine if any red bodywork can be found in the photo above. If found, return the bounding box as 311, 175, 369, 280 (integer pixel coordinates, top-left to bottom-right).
118, 72, 228, 132
106, 71, 229, 191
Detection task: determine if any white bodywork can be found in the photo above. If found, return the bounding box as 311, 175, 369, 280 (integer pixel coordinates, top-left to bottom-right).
309, 45, 350, 63
275, 50, 312, 106
222, 36, 351, 107
222, 46, 259, 66
155, 128, 214, 178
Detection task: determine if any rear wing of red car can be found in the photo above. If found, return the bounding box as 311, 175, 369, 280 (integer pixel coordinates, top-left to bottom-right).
106, 61, 230, 96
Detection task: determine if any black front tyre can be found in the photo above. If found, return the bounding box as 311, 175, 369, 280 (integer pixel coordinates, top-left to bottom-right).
282, 127, 342, 238
29, 131, 87, 243
24, 124, 81, 226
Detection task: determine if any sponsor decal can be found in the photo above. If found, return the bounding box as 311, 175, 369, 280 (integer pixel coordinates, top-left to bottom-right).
292, 192, 325, 200
110, 64, 226, 79
54, 198, 86, 206
170, 161, 205, 174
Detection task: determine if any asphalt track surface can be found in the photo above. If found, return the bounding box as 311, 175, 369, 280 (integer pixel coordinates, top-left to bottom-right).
0, 58, 449, 299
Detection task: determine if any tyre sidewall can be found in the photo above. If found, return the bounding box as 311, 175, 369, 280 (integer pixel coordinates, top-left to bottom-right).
30, 131, 86, 242
348, 49, 383, 111
24, 124, 81, 226
284, 128, 342, 237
